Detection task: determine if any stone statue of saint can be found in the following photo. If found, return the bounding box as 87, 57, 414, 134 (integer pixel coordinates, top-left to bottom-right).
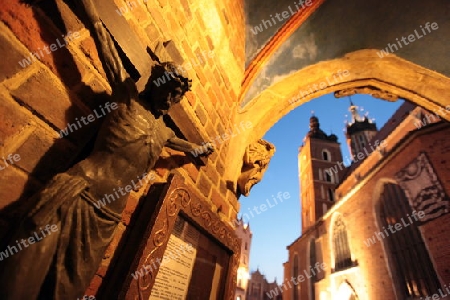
0, 0, 213, 299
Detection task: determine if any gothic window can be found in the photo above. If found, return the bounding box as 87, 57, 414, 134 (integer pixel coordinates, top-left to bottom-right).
358, 134, 365, 149
319, 168, 323, 181
315, 240, 325, 281
325, 171, 333, 183
379, 183, 440, 298
337, 282, 358, 300
332, 216, 353, 272
328, 189, 334, 201
252, 282, 261, 295
293, 254, 299, 300
322, 149, 331, 161
351, 140, 356, 152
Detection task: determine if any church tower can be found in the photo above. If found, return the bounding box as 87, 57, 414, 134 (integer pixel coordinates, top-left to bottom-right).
345, 100, 378, 161
298, 116, 344, 232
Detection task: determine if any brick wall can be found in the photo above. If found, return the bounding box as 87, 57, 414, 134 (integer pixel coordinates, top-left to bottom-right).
0, 0, 245, 295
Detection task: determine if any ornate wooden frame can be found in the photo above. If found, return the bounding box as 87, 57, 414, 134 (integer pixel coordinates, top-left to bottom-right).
120, 173, 240, 299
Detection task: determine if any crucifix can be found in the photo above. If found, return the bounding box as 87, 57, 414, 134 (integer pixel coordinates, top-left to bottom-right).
0, 0, 213, 299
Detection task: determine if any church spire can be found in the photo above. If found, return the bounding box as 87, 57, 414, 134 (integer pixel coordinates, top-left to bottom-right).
345, 97, 378, 161
349, 97, 362, 122
349, 95, 354, 107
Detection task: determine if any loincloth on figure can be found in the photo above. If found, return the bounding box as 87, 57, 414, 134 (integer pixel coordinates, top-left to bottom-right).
27, 173, 122, 227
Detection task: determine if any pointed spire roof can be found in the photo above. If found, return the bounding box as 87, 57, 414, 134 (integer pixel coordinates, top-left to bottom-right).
349, 98, 362, 122
346, 98, 377, 136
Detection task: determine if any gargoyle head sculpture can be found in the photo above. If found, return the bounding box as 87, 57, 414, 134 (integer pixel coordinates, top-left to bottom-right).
237, 139, 275, 197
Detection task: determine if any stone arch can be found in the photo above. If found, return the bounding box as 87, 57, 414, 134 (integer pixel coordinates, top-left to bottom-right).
225, 49, 450, 182
336, 281, 359, 300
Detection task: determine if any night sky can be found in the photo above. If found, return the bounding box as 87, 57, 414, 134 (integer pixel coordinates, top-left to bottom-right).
239, 93, 404, 283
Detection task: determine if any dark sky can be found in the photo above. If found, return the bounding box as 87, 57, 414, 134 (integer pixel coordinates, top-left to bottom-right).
239, 93, 405, 283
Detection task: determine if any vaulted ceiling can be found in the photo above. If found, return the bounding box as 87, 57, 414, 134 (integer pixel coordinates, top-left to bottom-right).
242, 0, 450, 107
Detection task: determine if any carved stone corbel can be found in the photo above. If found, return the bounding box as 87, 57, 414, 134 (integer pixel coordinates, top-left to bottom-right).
334, 86, 399, 102
237, 139, 275, 197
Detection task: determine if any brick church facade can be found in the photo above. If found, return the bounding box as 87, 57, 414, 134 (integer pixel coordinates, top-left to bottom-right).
283, 102, 450, 299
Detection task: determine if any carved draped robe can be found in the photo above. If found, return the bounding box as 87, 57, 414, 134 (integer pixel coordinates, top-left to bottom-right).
0, 88, 177, 299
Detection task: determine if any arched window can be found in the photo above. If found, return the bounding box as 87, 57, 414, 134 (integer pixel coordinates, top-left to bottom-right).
379, 183, 440, 298
322, 149, 331, 161
251, 282, 261, 296
337, 282, 358, 300
358, 134, 366, 149
293, 254, 299, 300
325, 171, 333, 183
332, 216, 353, 271
328, 189, 334, 201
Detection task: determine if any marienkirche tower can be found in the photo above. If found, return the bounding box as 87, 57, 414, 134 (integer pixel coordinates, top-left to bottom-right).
298, 115, 344, 232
